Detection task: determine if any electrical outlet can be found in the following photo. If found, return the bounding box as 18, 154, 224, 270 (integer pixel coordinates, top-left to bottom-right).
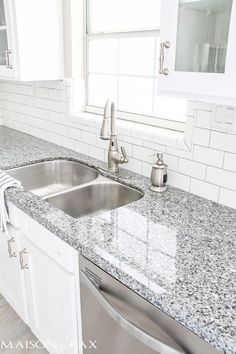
211, 105, 236, 133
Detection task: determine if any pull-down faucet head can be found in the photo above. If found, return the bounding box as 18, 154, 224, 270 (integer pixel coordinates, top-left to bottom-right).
100, 99, 111, 140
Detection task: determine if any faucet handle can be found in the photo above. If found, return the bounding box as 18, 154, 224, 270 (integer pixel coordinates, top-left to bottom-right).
121, 146, 128, 163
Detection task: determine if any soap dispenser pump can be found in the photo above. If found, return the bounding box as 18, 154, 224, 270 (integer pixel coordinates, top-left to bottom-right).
150, 152, 168, 192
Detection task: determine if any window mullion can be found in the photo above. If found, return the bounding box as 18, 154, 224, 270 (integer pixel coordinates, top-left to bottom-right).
86, 29, 160, 40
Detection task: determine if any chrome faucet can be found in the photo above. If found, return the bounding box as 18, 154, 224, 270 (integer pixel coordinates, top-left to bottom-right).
100, 99, 128, 173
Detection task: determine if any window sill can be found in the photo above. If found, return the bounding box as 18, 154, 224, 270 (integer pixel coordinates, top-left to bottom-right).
69, 111, 192, 151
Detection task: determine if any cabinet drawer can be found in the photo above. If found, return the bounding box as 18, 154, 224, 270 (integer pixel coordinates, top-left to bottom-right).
25, 217, 76, 273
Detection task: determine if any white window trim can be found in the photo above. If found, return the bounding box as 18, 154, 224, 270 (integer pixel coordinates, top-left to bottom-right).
67, 0, 193, 150
84, 1, 188, 132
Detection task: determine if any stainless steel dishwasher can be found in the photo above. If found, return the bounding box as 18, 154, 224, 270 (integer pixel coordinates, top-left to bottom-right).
79, 256, 220, 354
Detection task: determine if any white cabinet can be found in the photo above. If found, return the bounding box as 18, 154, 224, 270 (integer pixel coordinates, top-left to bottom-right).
0, 204, 28, 322
0, 203, 82, 354
0, 0, 64, 81
159, 0, 236, 100
22, 220, 81, 354
0, 0, 17, 78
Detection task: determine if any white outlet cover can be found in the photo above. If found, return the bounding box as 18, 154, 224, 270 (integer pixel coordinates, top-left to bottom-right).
211, 105, 236, 133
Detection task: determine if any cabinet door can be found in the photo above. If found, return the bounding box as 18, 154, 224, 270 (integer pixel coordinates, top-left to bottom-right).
0, 0, 17, 77
0, 224, 28, 322
23, 235, 80, 354
159, 0, 236, 99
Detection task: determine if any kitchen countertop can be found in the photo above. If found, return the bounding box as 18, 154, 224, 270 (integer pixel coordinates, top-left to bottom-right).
1, 126, 236, 354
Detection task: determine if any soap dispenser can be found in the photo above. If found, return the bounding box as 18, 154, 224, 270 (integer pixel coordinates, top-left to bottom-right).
150, 152, 168, 192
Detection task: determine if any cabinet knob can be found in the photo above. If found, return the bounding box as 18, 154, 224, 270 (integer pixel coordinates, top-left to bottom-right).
159, 42, 170, 76
19, 248, 29, 270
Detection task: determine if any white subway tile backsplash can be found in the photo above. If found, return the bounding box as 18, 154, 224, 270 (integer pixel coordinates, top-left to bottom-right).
81, 131, 97, 146
126, 158, 142, 174
165, 154, 179, 172
1, 80, 236, 209
179, 159, 206, 180
168, 171, 190, 192
36, 87, 49, 99
62, 136, 75, 150
142, 162, 152, 178
142, 140, 166, 152
210, 131, 236, 154
192, 127, 210, 147
219, 188, 236, 209
193, 145, 224, 168
224, 153, 236, 173
133, 145, 154, 163
122, 135, 143, 146
67, 127, 82, 141
121, 142, 133, 157
74, 140, 89, 155
88, 145, 105, 162
184, 116, 194, 148
206, 167, 236, 191
166, 146, 193, 160
190, 178, 219, 202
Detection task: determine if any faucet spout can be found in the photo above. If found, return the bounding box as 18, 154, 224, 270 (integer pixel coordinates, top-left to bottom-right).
100, 99, 128, 173
110, 102, 116, 136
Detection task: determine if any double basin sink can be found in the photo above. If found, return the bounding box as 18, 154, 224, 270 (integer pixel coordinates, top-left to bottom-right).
7, 160, 143, 219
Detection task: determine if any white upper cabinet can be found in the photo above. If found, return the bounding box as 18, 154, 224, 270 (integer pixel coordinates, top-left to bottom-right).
0, 0, 16, 78
159, 0, 236, 101
0, 0, 64, 81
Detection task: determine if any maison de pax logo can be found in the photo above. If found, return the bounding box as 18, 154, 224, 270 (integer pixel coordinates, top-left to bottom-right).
0, 339, 98, 351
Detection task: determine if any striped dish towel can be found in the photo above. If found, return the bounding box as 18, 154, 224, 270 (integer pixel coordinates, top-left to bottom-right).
0, 170, 21, 233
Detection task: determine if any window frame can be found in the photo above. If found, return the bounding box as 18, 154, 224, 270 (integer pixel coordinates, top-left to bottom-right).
84, 0, 186, 133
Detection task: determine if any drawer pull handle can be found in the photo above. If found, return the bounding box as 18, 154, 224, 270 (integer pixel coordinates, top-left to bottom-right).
7, 237, 17, 258
19, 248, 29, 270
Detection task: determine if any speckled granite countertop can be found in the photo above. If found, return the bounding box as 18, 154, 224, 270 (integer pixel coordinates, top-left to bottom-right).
1, 127, 236, 354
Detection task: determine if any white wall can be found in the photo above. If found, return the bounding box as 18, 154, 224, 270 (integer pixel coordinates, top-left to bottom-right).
0, 80, 236, 210
62, 0, 84, 79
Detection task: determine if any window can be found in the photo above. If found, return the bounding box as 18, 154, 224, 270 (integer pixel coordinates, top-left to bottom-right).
85, 0, 187, 131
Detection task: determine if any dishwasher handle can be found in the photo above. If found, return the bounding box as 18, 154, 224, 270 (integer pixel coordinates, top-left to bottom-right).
81, 271, 187, 354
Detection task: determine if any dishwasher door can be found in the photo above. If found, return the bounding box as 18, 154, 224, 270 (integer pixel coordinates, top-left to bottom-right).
79, 256, 220, 354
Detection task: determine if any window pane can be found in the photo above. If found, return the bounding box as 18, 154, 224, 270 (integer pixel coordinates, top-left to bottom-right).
119, 77, 153, 115
88, 0, 160, 33
123, 0, 161, 31
0, 0, 6, 26
88, 39, 118, 74
87, 74, 118, 107
86, 1, 187, 129
119, 37, 156, 76
0, 30, 8, 65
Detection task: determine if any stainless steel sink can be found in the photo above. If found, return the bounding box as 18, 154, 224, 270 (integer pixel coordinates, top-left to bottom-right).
7, 160, 99, 198
46, 178, 143, 218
